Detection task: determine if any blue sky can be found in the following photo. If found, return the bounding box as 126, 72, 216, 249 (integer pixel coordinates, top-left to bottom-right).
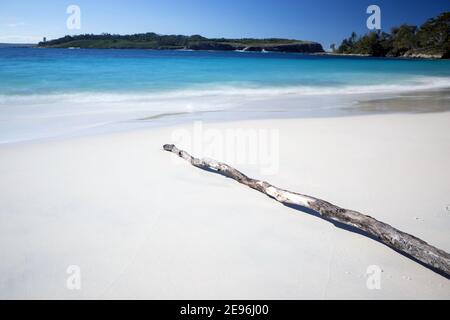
0, 0, 448, 49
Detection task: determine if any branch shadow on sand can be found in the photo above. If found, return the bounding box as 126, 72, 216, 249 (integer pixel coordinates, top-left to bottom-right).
197, 165, 450, 280
283, 202, 450, 280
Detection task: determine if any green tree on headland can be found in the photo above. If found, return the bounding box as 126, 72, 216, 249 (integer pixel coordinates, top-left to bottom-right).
337, 12, 449, 58
390, 25, 417, 56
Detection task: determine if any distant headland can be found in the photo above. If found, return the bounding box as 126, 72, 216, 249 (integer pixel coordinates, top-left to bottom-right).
37, 33, 324, 53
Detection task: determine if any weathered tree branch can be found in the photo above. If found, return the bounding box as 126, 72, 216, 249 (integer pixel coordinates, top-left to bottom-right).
163, 144, 450, 278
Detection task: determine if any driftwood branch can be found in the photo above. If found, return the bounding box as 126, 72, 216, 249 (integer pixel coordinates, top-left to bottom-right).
163, 144, 450, 278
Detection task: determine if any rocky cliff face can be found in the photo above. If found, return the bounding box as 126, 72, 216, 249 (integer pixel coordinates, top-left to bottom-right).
401, 49, 448, 59
245, 43, 324, 53
186, 42, 237, 51
186, 42, 325, 53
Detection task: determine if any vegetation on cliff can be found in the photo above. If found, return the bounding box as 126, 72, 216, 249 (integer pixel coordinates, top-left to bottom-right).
38, 33, 324, 53
335, 12, 449, 58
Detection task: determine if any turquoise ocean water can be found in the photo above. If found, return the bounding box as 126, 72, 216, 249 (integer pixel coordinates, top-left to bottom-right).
1, 48, 450, 95
0, 47, 449, 143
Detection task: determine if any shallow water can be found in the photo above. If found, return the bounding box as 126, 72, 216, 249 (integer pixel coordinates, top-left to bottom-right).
0, 48, 449, 144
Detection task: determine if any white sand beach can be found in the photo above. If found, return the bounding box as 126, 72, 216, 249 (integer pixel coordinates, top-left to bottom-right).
0, 111, 449, 299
